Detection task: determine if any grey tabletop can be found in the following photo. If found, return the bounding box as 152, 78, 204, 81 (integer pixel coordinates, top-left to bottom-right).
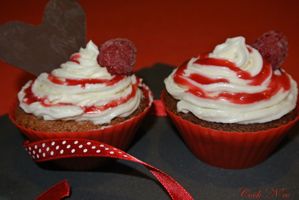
1, 64, 299, 200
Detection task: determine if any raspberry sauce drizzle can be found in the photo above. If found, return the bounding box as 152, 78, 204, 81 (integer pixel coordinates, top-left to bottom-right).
23, 79, 139, 113
69, 53, 80, 64
195, 57, 252, 79
49, 52, 125, 87
84, 84, 138, 113
48, 74, 124, 87
24, 82, 43, 105
174, 56, 291, 104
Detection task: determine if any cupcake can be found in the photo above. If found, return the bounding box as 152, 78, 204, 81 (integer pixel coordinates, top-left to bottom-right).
162, 31, 298, 169
10, 39, 153, 151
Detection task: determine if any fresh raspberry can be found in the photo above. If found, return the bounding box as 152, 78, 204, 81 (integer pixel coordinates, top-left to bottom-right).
252, 30, 288, 70
98, 38, 136, 75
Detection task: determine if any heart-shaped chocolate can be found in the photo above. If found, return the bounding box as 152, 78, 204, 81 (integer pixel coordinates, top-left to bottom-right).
0, 0, 86, 75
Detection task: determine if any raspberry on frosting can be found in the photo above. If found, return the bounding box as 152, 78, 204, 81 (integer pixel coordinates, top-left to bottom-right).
98, 38, 137, 75
252, 30, 288, 70
18, 41, 144, 125
164, 36, 297, 124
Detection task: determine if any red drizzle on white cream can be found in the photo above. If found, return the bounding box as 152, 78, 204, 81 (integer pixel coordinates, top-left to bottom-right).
18, 41, 145, 125
165, 37, 297, 124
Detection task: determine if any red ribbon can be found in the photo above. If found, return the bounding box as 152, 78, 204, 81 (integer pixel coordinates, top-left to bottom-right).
24, 138, 193, 200
36, 180, 70, 200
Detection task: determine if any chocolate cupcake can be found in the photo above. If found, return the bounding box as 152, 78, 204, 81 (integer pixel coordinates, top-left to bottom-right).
11, 39, 153, 150
162, 33, 298, 169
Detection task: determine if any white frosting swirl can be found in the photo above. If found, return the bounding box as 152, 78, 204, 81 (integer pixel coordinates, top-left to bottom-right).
165, 37, 298, 124
18, 41, 145, 125
210, 37, 263, 76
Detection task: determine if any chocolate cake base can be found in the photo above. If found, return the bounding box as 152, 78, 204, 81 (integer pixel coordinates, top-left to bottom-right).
15, 96, 148, 133
163, 90, 297, 132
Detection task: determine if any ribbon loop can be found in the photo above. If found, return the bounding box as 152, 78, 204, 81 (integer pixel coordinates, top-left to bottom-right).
24, 138, 193, 200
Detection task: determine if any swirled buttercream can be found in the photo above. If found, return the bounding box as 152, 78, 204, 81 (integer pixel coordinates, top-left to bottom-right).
164, 37, 297, 124
18, 41, 145, 125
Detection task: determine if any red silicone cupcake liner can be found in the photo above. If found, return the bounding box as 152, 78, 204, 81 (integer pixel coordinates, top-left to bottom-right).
161, 91, 299, 169
10, 84, 152, 170
9, 84, 153, 151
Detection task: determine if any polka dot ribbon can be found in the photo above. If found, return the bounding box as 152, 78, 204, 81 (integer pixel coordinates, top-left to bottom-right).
23, 138, 194, 200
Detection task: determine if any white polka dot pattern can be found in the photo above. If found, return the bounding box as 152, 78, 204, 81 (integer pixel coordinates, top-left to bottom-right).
24, 139, 131, 162
23, 138, 193, 200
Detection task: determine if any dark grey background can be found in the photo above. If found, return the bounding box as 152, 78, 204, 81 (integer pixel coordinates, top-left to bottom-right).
0, 65, 299, 200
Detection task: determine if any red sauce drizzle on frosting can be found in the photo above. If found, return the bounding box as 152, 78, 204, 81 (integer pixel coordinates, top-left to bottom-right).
174, 55, 291, 104
24, 82, 75, 107
24, 83, 43, 104
195, 57, 252, 79
69, 53, 80, 64
48, 74, 124, 87
23, 77, 139, 113
84, 83, 138, 113
189, 73, 229, 84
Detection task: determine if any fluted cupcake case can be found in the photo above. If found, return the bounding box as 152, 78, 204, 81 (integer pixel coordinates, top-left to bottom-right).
161, 91, 299, 169
9, 84, 152, 169
10, 84, 152, 148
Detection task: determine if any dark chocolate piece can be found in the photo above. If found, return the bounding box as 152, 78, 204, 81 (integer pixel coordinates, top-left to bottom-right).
0, 0, 86, 75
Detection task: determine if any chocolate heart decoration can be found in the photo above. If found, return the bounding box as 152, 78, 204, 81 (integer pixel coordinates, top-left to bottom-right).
0, 0, 86, 75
